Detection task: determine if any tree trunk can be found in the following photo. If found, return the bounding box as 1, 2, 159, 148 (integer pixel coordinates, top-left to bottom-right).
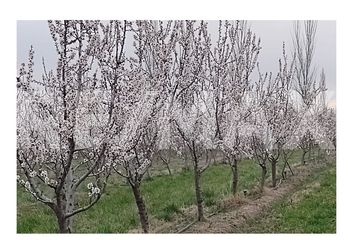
260, 165, 267, 191
281, 158, 287, 180
56, 212, 71, 233
182, 151, 189, 171
56, 167, 75, 233
308, 147, 312, 162
165, 163, 172, 175
231, 157, 238, 195
281, 156, 294, 179
193, 158, 204, 221
65, 167, 75, 230
55, 196, 72, 233
131, 183, 149, 233
301, 150, 307, 165
271, 160, 277, 188
212, 149, 217, 164
160, 154, 172, 175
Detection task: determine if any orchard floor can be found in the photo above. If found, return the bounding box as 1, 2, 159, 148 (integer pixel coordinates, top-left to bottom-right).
153, 158, 336, 233
17, 151, 336, 233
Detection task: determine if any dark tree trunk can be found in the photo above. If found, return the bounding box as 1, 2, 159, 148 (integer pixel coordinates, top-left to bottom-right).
193, 157, 204, 221
308, 147, 312, 162
65, 167, 75, 229
131, 183, 149, 233
271, 160, 277, 188
55, 166, 75, 233
260, 165, 267, 191
301, 150, 307, 165
281, 157, 287, 180
165, 163, 172, 175
55, 202, 71, 233
281, 156, 294, 179
182, 151, 190, 171
159, 154, 172, 175
212, 149, 217, 164
57, 214, 71, 233
231, 157, 239, 195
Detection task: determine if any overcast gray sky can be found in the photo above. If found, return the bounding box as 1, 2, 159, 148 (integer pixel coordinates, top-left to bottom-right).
17, 20, 336, 107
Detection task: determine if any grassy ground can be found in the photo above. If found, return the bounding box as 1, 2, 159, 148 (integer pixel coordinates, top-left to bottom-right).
17, 159, 260, 233
234, 162, 336, 233
17, 149, 330, 233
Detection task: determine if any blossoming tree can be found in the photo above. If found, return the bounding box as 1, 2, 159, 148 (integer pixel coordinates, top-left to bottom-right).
170, 21, 214, 221
17, 20, 113, 233
249, 44, 296, 188
206, 20, 261, 195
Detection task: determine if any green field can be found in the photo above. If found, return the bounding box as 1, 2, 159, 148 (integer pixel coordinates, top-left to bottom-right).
234, 162, 336, 233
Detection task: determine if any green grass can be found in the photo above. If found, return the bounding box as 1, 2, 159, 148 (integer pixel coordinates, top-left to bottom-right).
17, 149, 332, 233
234, 163, 336, 233
17, 159, 259, 233
17, 188, 57, 233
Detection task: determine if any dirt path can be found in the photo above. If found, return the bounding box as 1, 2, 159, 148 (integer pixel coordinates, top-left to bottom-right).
153, 159, 335, 233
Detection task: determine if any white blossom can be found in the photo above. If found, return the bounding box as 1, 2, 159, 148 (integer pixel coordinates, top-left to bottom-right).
40, 170, 47, 178
24, 181, 31, 189
93, 187, 100, 195
49, 179, 58, 186
29, 171, 37, 178
87, 182, 93, 190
